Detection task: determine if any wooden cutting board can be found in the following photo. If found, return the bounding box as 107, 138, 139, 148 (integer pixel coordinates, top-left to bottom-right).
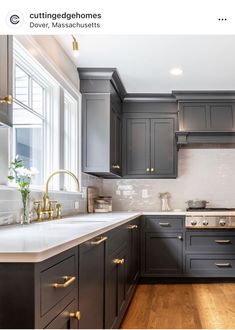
87, 186, 99, 213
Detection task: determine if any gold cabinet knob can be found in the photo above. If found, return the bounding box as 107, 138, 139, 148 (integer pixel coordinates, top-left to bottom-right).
113, 258, 125, 265
0, 95, 13, 104
69, 311, 80, 320
146, 168, 150, 172
112, 164, 121, 169
151, 168, 155, 172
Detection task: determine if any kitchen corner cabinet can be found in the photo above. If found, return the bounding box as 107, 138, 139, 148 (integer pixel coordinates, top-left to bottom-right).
0, 35, 13, 127
122, 113, 178, 178
0, 217, 141, 329
82, 91, 122, 178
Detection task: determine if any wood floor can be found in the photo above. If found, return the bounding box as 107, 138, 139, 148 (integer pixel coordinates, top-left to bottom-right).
121, 283, 235, 329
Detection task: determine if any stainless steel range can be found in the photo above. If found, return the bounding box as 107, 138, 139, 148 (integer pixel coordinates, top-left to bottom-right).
185, 208, 235, 228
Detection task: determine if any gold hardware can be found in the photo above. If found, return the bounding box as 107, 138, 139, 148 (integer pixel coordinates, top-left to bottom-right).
69, 311, 80, 320
146, 168, 150, 172
72, 35, 79, 57
178, 236, 183, 240
0, 95, 13, 104
159, 222, 170, 227
151, 168, 154, 172
56, 203, 62, 219
215, 263, 231, 267
90, 236, 108, 245
53, 276, 76, 288
113, 258, 125, 265
112, 164, 120, 169
34, 170, 80, 221
127, 224, 138, 230
215, 240, 231, 244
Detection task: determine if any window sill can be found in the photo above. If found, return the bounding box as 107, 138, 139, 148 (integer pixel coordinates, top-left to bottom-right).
0, 184, 84, 196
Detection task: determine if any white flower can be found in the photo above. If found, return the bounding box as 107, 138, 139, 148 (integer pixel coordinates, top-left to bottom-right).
29, 167, 39, 176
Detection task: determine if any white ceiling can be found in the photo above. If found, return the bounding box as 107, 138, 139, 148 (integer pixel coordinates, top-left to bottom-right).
56, 35, 235, 93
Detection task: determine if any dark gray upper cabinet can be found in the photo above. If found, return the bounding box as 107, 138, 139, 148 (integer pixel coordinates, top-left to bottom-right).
122, 112, 178, 178
79, 68, 125, 178
0, 35, 13, 127
179, 102, 235, 131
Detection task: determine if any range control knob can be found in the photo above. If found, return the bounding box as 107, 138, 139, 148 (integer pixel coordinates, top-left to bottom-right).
202, 220, 209, 226
191, 220, 197, 226
219, 219, 226, 226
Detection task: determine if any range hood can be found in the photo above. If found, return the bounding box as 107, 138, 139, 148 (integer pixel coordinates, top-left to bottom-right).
176, 131, 235, 146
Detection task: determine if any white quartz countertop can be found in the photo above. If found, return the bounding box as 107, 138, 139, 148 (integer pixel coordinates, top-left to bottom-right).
2, 209, 233, 263
0, 212, 141, 263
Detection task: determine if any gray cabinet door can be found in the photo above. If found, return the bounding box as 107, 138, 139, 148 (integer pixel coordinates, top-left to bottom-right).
150, 118, 176, 176
79, 239, 105, 329
105, 246, 127, 329
0, 35, 13, 127
179, 102, 235, 131
126, 219, 140, 298
144, 233, 183, 275
82, 93, 110, 173
126, 118, 150, 175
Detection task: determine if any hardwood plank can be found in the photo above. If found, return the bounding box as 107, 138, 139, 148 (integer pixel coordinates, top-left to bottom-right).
121, 283, 235, 329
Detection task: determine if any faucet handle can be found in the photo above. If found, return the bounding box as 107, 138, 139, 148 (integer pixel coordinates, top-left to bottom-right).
56, 203, 62, 219
49, 200, 57, 211
34, 200, 42, 210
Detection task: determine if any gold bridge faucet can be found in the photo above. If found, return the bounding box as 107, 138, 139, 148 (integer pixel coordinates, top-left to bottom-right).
34, 170, 80, 221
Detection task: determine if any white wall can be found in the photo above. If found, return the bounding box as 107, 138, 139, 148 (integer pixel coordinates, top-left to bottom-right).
102, 148, 235, 211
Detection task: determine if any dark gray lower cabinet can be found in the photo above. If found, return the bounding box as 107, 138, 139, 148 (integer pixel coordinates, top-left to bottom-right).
126, 218, 140, 297
0, 247, 78, 329
78, 236, 106, 329
144, 233, 183, 275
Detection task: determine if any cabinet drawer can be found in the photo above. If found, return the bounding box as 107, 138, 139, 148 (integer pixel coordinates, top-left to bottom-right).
145, 216, 183, 232
40, 255, 76, 316
186, 231, 235, 252
186, 254, 235, 276
45, 299, 78, 329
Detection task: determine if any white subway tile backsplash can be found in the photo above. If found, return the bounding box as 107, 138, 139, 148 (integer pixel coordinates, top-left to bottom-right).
102, 149, 235, 211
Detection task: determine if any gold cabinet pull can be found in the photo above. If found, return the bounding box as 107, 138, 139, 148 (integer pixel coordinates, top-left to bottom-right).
112, 164, 120, 169
113, 258, 125, 265
127, 224, 138, 230
215, 263, 231, 267
215, 240, 231, 244
0, 95, 13, 104
159, 222, 170, 227
151, 168, 154, 172
53, 276, 76, 288
146, 168, 150, 172
90, 236, 108, 245
69, 311, 80, 320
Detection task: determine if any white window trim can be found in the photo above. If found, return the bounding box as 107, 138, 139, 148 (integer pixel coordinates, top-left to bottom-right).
8, 37, 82, 193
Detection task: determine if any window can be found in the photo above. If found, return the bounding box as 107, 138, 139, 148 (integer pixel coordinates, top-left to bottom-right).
12, 39, 80, 191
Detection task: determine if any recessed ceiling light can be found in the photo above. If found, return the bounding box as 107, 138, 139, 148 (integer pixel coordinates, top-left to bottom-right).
170, 67, 183, 76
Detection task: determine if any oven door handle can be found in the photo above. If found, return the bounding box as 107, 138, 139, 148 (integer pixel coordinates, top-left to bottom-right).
215, 240, 231, 244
